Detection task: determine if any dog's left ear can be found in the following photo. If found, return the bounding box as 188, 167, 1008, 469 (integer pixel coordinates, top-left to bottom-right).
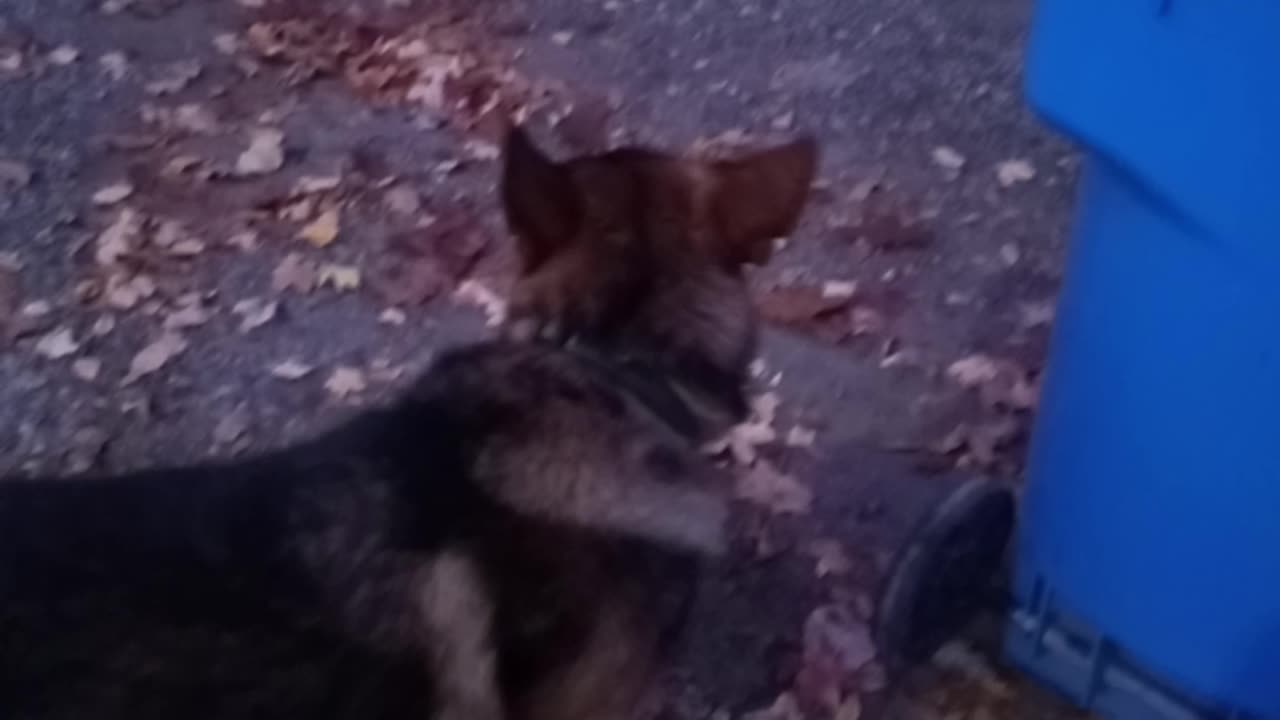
705, 137, 818, 267
503, 126, 581, 271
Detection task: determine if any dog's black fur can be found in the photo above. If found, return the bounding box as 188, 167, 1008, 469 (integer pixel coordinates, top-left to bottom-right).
0, 128, 817, 720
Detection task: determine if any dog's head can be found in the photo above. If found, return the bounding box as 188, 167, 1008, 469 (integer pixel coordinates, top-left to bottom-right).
501, 128, 817, 433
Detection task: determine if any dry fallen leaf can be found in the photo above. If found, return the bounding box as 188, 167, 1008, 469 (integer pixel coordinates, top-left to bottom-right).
317, 263, 360, 291
144, 59, 202, 96
704, 390, 780, 465
378, 307, 407, 326
232, 298, 278, 333
995, 158, 1036, 187
213, 33, 240, 55
324, 366, 367, 399
99, 51, 128, 80
213, 407, 250, 447
96, 207, 141, 265
1018, 300, 1055, 329
742, 693, 803, 720
834, 695, 862, 720
0, 159, 33, 188
235, 127, 285, 176
785, 425, 817, 448
384, 185, 421, 216
295, 174, 342, 194
125, 332, 188, 383
272, 252, 318, 293
999, 242, 1021, 267
931, 145, 966, 171
735, 459, 812, 515
806, 539, 852, 578
270, 359, 313, 380
65, 427, 109, 474
226, 230, 259, 251
91, 181, 134, 206
104, 273, 156, 310
299, 208, 340, 247
35, 327, 79, 359
946, 354, 1002, 387
453, 279, 507, 327
71, 357, 102, 381
165, 301, 211, 329
795, 605, 877, 714
48, 45, 81, 66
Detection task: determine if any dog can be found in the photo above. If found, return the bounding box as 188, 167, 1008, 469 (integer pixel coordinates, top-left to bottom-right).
0, 126, 817, 720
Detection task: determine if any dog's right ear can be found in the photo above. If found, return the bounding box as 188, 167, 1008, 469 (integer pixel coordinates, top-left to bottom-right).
503, 127, 581, 271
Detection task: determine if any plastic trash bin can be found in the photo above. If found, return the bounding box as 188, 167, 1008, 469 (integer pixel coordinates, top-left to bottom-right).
1004, 2, 1280, 719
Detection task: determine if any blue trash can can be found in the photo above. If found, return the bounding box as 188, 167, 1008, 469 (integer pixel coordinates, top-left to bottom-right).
1005, 2, 1280, 719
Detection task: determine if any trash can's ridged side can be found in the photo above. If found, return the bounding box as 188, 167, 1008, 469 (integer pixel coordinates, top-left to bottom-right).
1010, 2, 1280, 717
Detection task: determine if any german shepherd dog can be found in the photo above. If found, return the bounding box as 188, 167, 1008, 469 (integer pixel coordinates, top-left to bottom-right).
0, 127, 817, 720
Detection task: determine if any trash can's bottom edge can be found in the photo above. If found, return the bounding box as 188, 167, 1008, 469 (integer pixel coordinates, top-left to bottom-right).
1003, 581, 1257, 720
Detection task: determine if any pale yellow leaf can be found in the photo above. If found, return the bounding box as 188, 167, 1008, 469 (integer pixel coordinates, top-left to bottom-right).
298, 208, 340, 248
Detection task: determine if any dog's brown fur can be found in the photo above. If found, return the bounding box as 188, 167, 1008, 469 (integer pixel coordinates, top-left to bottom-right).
0, 128, 816, 720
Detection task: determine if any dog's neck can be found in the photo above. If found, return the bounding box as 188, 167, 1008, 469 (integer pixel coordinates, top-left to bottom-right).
562, 342, 746, 443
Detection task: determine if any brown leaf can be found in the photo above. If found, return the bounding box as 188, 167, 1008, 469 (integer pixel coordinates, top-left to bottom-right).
734, 459, 812, 515
234, 127, 285, 176
389, 211, 490, 281
795, 605, 876, 713
272, 252, 318, 293
124, 332, 187, 383
947, 354, 1038, 410
757, 284, 849, 330
299, 208, 340, 247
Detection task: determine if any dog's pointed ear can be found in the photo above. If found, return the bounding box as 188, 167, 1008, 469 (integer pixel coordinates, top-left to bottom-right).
502, 126, 581, 270
707, 137, 818, 267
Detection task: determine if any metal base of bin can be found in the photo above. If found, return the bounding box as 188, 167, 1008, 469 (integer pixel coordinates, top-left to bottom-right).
1004, 581, 1259, 720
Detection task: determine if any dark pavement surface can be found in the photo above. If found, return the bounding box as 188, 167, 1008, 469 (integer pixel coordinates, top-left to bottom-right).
0, 0, 1087, 717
